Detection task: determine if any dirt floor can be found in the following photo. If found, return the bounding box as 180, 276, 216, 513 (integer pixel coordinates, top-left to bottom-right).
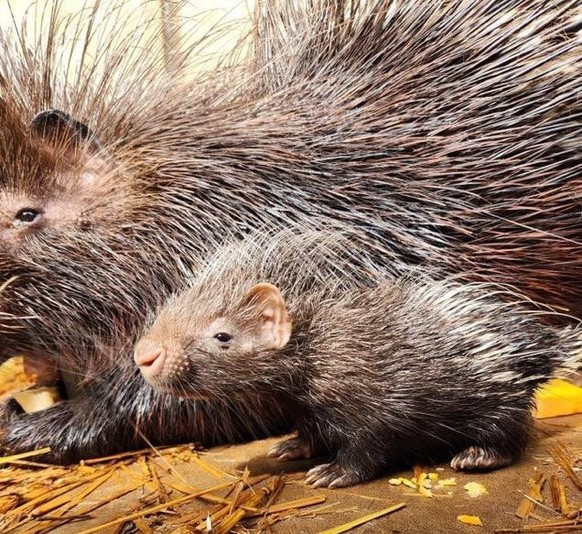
3, 413, 582, 534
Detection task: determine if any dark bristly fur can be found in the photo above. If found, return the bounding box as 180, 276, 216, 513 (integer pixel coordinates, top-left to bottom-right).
135, 232, 582, 487
0, 0, 580, 461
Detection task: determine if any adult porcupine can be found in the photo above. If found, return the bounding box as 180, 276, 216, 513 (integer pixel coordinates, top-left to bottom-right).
134, 231, 582, 487
0, 0, 580, 461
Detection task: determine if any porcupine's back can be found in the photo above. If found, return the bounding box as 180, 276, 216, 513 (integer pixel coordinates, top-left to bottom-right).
293, 278, 582, 469
0, 0, 579, 359
245, 0, 582, 318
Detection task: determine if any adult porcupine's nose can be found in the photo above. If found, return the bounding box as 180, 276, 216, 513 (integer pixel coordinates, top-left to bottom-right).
134, 339, 167, 379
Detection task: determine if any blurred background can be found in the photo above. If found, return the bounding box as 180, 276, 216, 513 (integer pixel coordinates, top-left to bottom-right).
0, 0, 255, 75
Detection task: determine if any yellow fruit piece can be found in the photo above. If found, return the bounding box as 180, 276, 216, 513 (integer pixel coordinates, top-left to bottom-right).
0, 356, 24, 383
0, 356, 36, 401
535, 379, 582, 419
457, 515, 483, 526
417, 472, 428, 486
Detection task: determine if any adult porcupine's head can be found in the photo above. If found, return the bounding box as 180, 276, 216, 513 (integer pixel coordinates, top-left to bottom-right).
0, 0, 249, 371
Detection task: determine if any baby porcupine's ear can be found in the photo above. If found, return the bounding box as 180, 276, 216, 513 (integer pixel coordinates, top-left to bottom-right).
244, 283, 292, 350
30, 109, 115, 183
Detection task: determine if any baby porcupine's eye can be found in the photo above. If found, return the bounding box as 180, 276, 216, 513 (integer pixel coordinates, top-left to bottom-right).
213, 332, 232, 348
14, 208, 42, 227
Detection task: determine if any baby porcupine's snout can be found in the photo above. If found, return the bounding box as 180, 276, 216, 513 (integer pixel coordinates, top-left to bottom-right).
134, 338, 167, 380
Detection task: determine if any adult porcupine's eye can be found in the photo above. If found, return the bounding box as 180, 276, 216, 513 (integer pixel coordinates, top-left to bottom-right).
214, 332, 232, 346
14, 208, 42, 226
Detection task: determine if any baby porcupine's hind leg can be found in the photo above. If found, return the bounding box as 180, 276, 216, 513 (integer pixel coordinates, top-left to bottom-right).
451, 445, 513, 471
450, 410, 532, 471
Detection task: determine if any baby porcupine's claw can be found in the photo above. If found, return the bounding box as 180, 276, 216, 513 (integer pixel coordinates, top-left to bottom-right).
451, 445, 513, 471
305, 462, 362, 488
267, 437, 314, 461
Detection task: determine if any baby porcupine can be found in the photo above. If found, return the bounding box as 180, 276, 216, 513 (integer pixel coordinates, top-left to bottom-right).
135, 232, 582, 488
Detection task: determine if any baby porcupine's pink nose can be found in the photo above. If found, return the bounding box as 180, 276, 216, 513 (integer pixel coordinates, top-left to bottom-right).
134, 339, 167, 380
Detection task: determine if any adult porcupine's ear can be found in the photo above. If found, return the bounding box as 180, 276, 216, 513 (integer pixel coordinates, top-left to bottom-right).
243, 283, 292, 350
30, 109, 115, 182
30, 109, 102, 152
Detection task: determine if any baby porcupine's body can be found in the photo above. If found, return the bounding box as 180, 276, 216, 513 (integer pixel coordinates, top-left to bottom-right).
135, 233, 582, 488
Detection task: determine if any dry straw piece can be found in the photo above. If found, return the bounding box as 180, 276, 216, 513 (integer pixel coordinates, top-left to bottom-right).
3, 434, 582, 532
0, 442, 338, 533
315, 503, 407, 534
550, 443, 582, 492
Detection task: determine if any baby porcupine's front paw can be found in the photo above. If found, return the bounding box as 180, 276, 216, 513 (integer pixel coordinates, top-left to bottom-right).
267, 437, 314, 461
305, 462, 364, 488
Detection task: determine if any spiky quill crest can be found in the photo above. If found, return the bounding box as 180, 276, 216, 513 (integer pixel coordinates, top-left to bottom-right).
247, 0, 582, 314
0, 0, 579, 461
